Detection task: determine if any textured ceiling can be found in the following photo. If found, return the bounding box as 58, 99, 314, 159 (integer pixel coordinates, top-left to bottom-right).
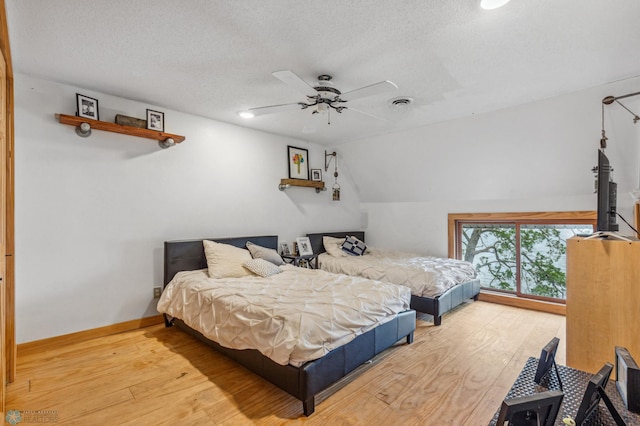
6, 0, 640, 145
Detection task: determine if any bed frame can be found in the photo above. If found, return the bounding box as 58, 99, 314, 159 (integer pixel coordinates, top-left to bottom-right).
163, 235, 416, 416
307, 231, 480, 326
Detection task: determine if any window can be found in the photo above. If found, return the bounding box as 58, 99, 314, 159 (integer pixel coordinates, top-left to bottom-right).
448, 212, 596, 303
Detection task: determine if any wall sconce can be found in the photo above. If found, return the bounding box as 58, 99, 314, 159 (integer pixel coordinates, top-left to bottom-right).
325, 150, 341, 201
75, 122, 92, 138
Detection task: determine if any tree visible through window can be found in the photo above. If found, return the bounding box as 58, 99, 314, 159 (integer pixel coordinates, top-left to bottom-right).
449, 212, 596, 302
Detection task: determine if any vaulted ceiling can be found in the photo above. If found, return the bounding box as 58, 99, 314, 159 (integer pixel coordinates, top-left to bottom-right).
6, 0, 640, 145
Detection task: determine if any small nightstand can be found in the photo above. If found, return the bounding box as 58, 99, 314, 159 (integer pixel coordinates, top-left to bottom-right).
282, 254, 319, 269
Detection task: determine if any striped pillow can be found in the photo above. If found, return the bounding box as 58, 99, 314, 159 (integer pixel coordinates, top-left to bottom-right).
341, 235, 367, 256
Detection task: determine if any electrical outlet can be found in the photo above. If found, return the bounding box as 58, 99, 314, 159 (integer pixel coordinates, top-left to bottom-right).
153, 287, 162, 298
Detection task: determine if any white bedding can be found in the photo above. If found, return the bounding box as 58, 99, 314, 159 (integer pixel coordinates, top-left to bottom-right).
318, 248, 477, 298
157, 265, 411, 367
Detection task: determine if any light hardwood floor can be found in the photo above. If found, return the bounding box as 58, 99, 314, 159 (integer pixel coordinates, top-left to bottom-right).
7, 301, 565, 425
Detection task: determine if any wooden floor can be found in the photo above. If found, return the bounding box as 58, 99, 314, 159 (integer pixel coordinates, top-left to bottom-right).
7, 301, 565, 425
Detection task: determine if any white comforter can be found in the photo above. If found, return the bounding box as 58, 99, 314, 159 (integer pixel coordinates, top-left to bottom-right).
157, 265, 411, 367
319, 248, 477, 298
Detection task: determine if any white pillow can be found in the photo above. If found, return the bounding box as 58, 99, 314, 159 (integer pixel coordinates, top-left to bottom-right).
203, 240, 253, 279
246, 241, 284, 265
323, 236, 348, 257
243, 258, 282, 277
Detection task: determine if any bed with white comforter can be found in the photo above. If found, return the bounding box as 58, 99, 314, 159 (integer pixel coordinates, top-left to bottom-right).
307, 231, 481, 326
158, 265, 411, 367
318, 248, 477, 298
159, 235, 416, 416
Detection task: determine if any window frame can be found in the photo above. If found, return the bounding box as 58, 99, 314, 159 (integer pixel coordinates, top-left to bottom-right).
448, 211, 596, 303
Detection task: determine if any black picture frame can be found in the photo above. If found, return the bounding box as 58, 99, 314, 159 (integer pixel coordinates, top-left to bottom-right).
496, 390, 564, 426
534, 337, 562, 390
288, 146, 309, 180
311, 169, 322, 181
616, 346, 640, 413
575, 362, 625, 426
147, 109, 165, 132
76, 93, 99, 120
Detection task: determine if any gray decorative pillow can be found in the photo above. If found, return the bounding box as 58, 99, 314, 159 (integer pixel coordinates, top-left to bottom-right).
243, 258, 282, 277
341, 235, 367, 256
246, 241, 284, 265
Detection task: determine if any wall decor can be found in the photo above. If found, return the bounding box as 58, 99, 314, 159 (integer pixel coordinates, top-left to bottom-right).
325, 150, 340, 201
296, 237, 313, 255
147, 109, 165, 132
311, 169, 322, 182
76, 93, 99, 120
288, 146, 309, 180
280, 243, 291, 256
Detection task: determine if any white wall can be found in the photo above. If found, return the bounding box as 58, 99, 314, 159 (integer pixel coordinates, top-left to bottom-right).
14, 74, 361, 343
342, 77, 640, 257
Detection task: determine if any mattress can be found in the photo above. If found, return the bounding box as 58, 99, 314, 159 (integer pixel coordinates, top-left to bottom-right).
157, 265, 411, 367
318, 248, 478, 298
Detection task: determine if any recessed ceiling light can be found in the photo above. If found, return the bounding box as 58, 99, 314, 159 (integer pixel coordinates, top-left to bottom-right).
480, 0, 511, 10
238, 111, 254, 119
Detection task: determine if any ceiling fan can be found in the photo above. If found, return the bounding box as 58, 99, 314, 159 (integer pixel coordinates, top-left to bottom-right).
241, 70, 398, 124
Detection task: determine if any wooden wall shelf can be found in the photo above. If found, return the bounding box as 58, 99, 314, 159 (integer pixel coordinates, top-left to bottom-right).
279, 178, 326, 193
56, 114, 185, 146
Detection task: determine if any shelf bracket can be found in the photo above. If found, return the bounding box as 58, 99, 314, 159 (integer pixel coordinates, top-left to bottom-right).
75, 122, 92, 138
158, 138, 176, 149
325, 150, 336, 172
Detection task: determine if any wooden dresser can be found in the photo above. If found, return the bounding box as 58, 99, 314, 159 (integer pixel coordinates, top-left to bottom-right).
566, 237, 640, 373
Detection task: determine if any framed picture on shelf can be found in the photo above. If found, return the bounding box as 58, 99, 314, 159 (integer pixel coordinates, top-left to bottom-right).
76, 94, 99, 120
288, 146, 309, 180
296, 237, 313, 256
147, 109, 165, 132
311, 169, 322, 181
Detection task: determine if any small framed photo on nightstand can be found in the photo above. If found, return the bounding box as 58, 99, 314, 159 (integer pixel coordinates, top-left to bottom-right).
280, 243, 291, 256
296, 237, 313, 256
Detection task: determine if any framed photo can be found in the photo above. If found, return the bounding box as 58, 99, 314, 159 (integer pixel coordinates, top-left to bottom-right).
147, 109, 165, 132
76, 94, 99, 120
311, 169, 322, 182
280, 243, 291, 256
616, 346, 640, 413
296, 237, 313, 256
288, 146, 309, 180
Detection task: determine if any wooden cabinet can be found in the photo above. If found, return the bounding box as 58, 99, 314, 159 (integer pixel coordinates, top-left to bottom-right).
566, 237, 640, 373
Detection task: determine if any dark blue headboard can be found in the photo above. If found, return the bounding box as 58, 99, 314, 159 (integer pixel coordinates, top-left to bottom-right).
306, 231, 365, 256
163, 235, 278, 286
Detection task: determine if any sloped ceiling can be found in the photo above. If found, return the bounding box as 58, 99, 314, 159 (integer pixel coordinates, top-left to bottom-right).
6, 0, 640, 145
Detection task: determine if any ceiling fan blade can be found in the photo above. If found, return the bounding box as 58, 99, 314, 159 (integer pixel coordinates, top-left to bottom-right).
248, 102, 303, 116
340, 80, 398, 101
344, 106, 391, 122
272, 70, 317, 97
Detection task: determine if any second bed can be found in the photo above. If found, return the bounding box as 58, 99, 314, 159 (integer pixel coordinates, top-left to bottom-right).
307, 231, 480, 325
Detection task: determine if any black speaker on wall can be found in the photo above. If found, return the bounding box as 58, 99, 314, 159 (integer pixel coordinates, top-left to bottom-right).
615, 346, 640, 414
